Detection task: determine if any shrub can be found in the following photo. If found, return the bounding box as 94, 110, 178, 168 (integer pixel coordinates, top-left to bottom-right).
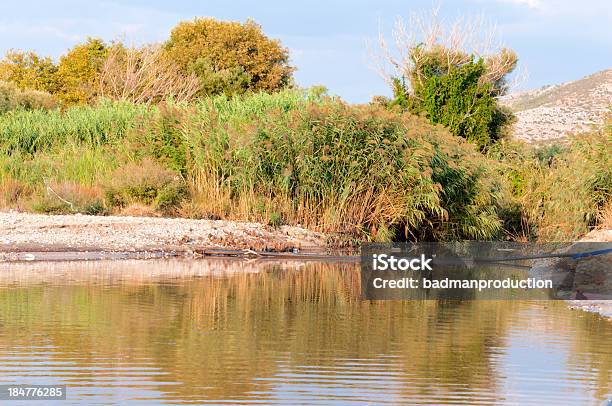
30, 181, 106, 215
190, 59, 251, 97
0, 80, 58, 113
0, 50, 61, 94
104, 159, 187, 213
5, 90, 606, 243
377, 11, 517, 148
178, 97, 506, 240
495, 124, 611, 241
57, 38, 108, 104
394, 58, 510, 148
164, 18, 293, 95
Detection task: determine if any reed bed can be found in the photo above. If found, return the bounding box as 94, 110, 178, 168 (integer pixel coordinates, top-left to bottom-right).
0, 89, 609, 242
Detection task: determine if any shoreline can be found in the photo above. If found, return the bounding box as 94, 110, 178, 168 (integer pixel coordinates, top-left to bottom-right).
1, 211, 609, 321
0, 211, 337, 260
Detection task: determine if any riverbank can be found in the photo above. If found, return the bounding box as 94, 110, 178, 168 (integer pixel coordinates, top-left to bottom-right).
2, 210, 609, 320
0, 211, 329, 260
569, 229, 612, 320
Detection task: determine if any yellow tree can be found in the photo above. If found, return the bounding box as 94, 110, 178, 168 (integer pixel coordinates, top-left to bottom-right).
57, 38, 108, 104
164, 18, 294, 95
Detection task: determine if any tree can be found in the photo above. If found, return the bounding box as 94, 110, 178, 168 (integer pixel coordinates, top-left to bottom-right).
164, 18, 294, 95
57, 37, 108, 104
98, 44, 201, 104
375, 9, 518, 148
0, 50, 60, 94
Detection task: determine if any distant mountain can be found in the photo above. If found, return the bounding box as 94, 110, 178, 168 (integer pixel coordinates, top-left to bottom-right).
500, 69, 611, 142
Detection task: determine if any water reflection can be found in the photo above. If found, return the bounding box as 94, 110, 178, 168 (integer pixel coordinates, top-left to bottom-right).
0, 259, 610, 404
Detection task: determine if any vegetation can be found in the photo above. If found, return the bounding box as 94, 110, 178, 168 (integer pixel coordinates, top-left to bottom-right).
0, 80, 58, 113
0, 17, 293, 105
57, 38, 109, 104
164, 18, 293, 95
0, 90, 512, 241
98, 44, 201, 104
388, 56, 516, 149
0, 50, 61, 94
492, 123, 611, 240
376, 10, 518, 148
0, 13, 609, 244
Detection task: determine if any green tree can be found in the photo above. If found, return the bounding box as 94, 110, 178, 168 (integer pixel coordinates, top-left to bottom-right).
389, 48, 516, 149
164, 18, 293, 95
377, 11, 518, 149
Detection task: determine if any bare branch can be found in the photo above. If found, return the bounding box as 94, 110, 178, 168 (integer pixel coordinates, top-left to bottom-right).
98, 44, 201, 104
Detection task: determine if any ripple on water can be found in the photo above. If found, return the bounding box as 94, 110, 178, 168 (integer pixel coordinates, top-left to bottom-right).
0, 260, 610, 405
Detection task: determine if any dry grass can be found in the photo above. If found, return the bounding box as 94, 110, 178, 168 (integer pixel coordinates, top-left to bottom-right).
0, 177, 31, 209
597, 202, 612, 230
29, 180, 105, 214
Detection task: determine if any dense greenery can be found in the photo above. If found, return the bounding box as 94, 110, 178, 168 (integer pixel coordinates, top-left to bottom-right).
1, 90, 608, 242
0, 16, 609, 243
385, 47, 517, 149
0, 91, 511, 241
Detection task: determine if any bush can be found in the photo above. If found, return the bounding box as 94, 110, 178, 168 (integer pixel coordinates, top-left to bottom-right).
104, 159, 187, 213
176, 96, 506, 240
494, 124, 611, 241
164, 18, 293, 95
30, 181, 106, 215
0, 80, 58, 113
3, 89, 606, 243
57, 38, 108, 104
389, 55, 515, 149
377, 11, 517, 148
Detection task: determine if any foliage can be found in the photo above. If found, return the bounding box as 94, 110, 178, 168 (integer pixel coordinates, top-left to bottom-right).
104, 159, 187, 213
164, 18, 293, 95
0, 90, 608, 242
491, 123, 611, 241
0, 100, 148, 153
189, 58, 251, 97
0, 80, 58, 113
389, 53, 515, 149
376, 10, 517, 148
57, 38, 108, 104
126, 92, 506, 240
0, 50, 61, 94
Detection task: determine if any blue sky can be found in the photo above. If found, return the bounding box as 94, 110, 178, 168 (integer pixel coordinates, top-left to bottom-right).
1, 0, 610, 102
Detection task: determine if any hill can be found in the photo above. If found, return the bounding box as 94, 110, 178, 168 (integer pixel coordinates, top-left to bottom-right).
500, 69, 611, 142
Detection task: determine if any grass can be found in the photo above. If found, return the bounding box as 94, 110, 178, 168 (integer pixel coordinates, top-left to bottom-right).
0, 89, 609, 242
489, 120, 611, 241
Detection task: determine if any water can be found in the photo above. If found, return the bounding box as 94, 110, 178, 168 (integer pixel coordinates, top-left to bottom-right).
0, 259, 610, 405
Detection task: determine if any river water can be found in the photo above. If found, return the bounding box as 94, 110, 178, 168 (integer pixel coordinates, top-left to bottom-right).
0, 259, 610, 405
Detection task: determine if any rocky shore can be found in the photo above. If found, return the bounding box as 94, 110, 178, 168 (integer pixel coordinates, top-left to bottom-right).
0, 211, 328, 260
